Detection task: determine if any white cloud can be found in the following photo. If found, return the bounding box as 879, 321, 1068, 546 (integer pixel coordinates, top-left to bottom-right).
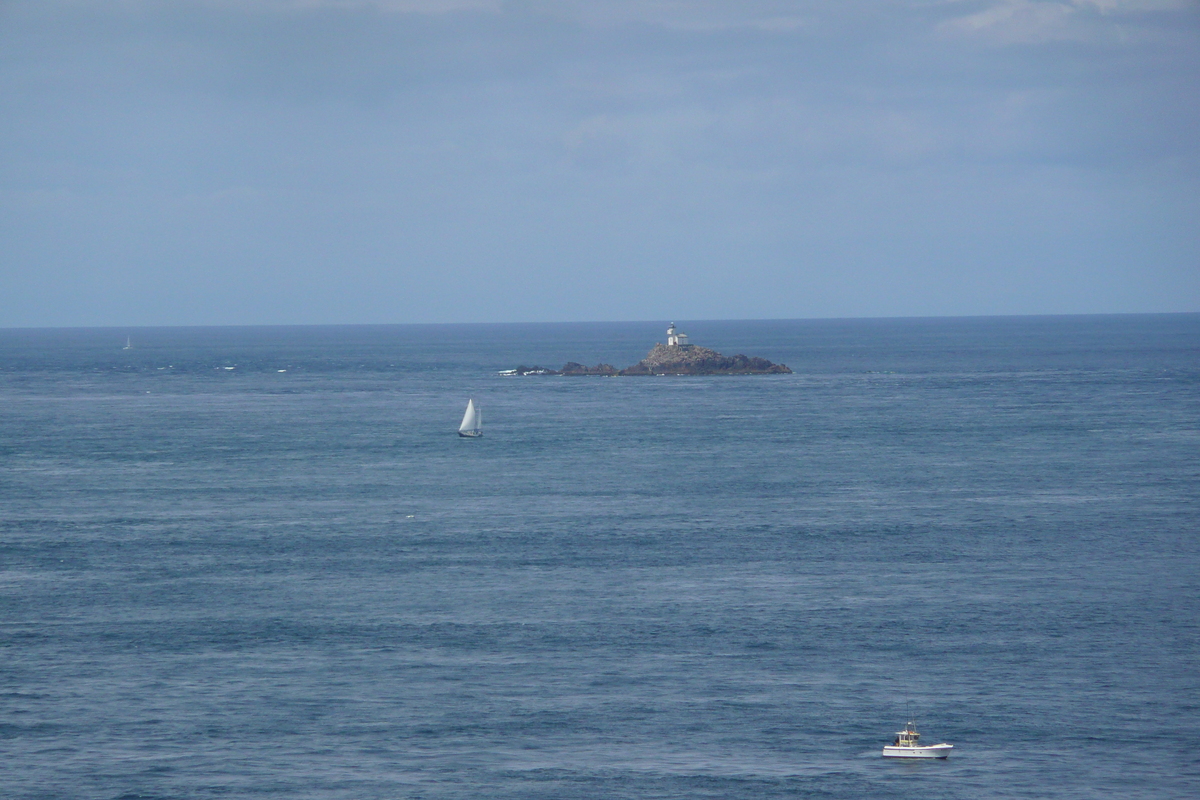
143, 0, 504, 13
295, 0, 501, 11
518, 1, 813, 31
936, 0, 1195, 44
562, 107, 721, 170
939, 1, 1077, 43
1074, 0, 1194, 10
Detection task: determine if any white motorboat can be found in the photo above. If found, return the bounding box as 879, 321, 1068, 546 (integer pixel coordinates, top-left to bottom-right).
882, 721, 953, 758
458, 399, 482, 438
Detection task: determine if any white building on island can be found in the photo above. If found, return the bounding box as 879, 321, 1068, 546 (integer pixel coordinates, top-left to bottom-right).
666, 322, 689, 347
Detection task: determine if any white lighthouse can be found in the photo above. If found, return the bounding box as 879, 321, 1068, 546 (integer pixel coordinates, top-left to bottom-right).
666, 322, 689, 347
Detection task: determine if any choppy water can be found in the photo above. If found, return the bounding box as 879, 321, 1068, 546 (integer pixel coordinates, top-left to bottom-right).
2, 315, 1198, 799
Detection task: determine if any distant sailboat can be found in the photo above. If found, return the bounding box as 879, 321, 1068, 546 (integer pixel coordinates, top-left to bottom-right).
122, 336, 132, 350
458, 399, 482, 438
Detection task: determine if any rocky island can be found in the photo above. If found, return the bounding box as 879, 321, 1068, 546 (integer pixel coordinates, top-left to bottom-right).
502, 323, 791, 377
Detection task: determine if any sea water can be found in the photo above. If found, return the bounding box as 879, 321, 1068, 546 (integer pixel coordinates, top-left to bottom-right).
1, 315, 1197, 799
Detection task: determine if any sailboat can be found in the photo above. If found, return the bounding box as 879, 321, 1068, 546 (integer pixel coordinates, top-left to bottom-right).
458, 399, 482, 438
122, 336, 132, 350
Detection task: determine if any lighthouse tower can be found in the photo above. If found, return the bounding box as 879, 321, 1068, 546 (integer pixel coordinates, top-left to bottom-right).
666, 323, 689, 347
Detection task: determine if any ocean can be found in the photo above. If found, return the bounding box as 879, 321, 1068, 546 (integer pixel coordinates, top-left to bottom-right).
1, 315, 1197, 799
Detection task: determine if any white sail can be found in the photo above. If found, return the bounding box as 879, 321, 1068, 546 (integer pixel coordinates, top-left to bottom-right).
459, 399, 480, 434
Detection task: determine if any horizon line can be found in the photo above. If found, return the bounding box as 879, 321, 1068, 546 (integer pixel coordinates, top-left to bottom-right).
3, 310, 1199, 333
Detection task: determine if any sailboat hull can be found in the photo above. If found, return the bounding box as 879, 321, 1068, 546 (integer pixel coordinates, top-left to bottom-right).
458, 430, 483, 438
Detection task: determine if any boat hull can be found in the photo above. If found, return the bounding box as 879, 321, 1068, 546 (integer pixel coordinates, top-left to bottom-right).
882, 743, 953, 759
458, 431, 482, 438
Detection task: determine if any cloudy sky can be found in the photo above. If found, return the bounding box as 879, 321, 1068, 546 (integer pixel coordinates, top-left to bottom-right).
1, 0, 1197, 326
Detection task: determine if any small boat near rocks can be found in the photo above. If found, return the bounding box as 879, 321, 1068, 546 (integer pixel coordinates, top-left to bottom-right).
882, 721, 953, 758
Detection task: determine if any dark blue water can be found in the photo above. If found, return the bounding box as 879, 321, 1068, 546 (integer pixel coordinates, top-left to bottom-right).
2, 315, 1198, 799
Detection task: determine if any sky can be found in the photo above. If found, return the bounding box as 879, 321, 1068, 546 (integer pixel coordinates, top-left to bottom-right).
1, 0, 1198, 327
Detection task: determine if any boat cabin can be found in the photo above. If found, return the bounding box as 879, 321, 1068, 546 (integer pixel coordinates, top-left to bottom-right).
893, 723, 921, 747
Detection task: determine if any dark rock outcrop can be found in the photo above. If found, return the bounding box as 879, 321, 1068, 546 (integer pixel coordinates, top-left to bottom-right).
616, 343, 790, 375
559, 362, 619, 376
505, 340, 790, 377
